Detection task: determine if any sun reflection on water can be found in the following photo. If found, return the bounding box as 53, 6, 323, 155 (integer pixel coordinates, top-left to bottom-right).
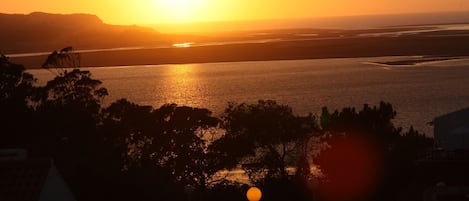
173, 42, 193, 48
158, 63, 203, 108
171, 64, 193, 83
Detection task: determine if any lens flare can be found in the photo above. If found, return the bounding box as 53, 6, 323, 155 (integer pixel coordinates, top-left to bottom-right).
315, 137, 383, 201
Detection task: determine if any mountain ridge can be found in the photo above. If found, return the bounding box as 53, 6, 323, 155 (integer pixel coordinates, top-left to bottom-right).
0, 12, 168, 54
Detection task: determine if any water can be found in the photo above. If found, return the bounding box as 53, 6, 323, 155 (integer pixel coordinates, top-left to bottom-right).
28, 56, 469, 136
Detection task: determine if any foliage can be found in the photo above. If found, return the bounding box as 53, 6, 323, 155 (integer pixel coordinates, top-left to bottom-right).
313, 102, 433, 201
0, 51, 436, 201
0, 54, 35, 104
102, 99, 221, 188
0, 54, 36, 146
319, 102, 402, 146
28, 48, 108, 156
33, 47, 107, 148
42, 46, 80, 75
213, 100, 318, 182
38, 69, 108, 112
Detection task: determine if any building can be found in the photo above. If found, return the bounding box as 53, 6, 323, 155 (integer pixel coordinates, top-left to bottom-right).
414, 109, 469, 201
433, 108, 469, 151
0, 149, 76, 201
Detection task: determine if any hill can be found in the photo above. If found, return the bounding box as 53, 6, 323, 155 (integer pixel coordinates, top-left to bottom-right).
0, 12, 170, 53
3, 12, 469, 68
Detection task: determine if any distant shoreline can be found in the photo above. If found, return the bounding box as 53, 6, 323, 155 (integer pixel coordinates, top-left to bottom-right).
11, 34, 469, 69
370, 57, 464, 66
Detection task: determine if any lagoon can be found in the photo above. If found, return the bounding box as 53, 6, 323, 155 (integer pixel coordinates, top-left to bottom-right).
28, 56, 469, 136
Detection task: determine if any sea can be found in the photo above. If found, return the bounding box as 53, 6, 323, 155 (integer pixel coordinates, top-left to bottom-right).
27, 56, 469, 136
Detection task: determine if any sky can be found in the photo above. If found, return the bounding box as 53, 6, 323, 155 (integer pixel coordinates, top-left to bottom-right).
1, 0, 469, 25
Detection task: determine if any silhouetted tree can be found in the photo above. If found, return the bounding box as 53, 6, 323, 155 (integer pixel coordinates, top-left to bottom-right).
313, 102, 433, 201
35, 48, 107, 129
42, 46, 80, 75
26, 48, 108, 200
0, 50, 437, 201
101, 100, 222, 192
32, 69, 108, 197
383, 126, 433, 201
33, 47, 107, 147
212, 100, 318, 183
34, 69, 107, 149
151, 104, 221, 188
318, 102, 402, 150
0, 54, 36, 147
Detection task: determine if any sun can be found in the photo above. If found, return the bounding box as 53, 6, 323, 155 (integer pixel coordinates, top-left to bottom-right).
150, 0, 206, 22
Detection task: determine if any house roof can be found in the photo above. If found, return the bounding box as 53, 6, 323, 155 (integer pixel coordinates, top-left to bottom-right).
434, 107, 469, 151
0, 159, 51, 201
434, 107, 469, 125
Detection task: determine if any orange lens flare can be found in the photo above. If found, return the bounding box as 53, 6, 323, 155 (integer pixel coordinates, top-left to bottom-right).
315, 137, 382, 201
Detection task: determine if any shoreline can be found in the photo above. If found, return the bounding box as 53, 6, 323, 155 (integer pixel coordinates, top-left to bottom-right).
10, 34, 469, 69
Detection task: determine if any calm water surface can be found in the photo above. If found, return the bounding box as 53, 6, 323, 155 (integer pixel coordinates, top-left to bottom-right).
29, 56, 469, 136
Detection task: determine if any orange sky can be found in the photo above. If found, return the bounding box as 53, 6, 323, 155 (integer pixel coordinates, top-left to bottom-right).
1, 0, 469, 25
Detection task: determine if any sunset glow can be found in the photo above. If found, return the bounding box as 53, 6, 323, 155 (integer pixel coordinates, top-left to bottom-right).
150, 0, 206, 22
1, 0, 468, 199
1, 0, 468, 25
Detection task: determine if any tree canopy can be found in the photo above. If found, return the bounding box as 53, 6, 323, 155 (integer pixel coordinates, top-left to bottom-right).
213, 100, 318, 181
0, 49, 435, 201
